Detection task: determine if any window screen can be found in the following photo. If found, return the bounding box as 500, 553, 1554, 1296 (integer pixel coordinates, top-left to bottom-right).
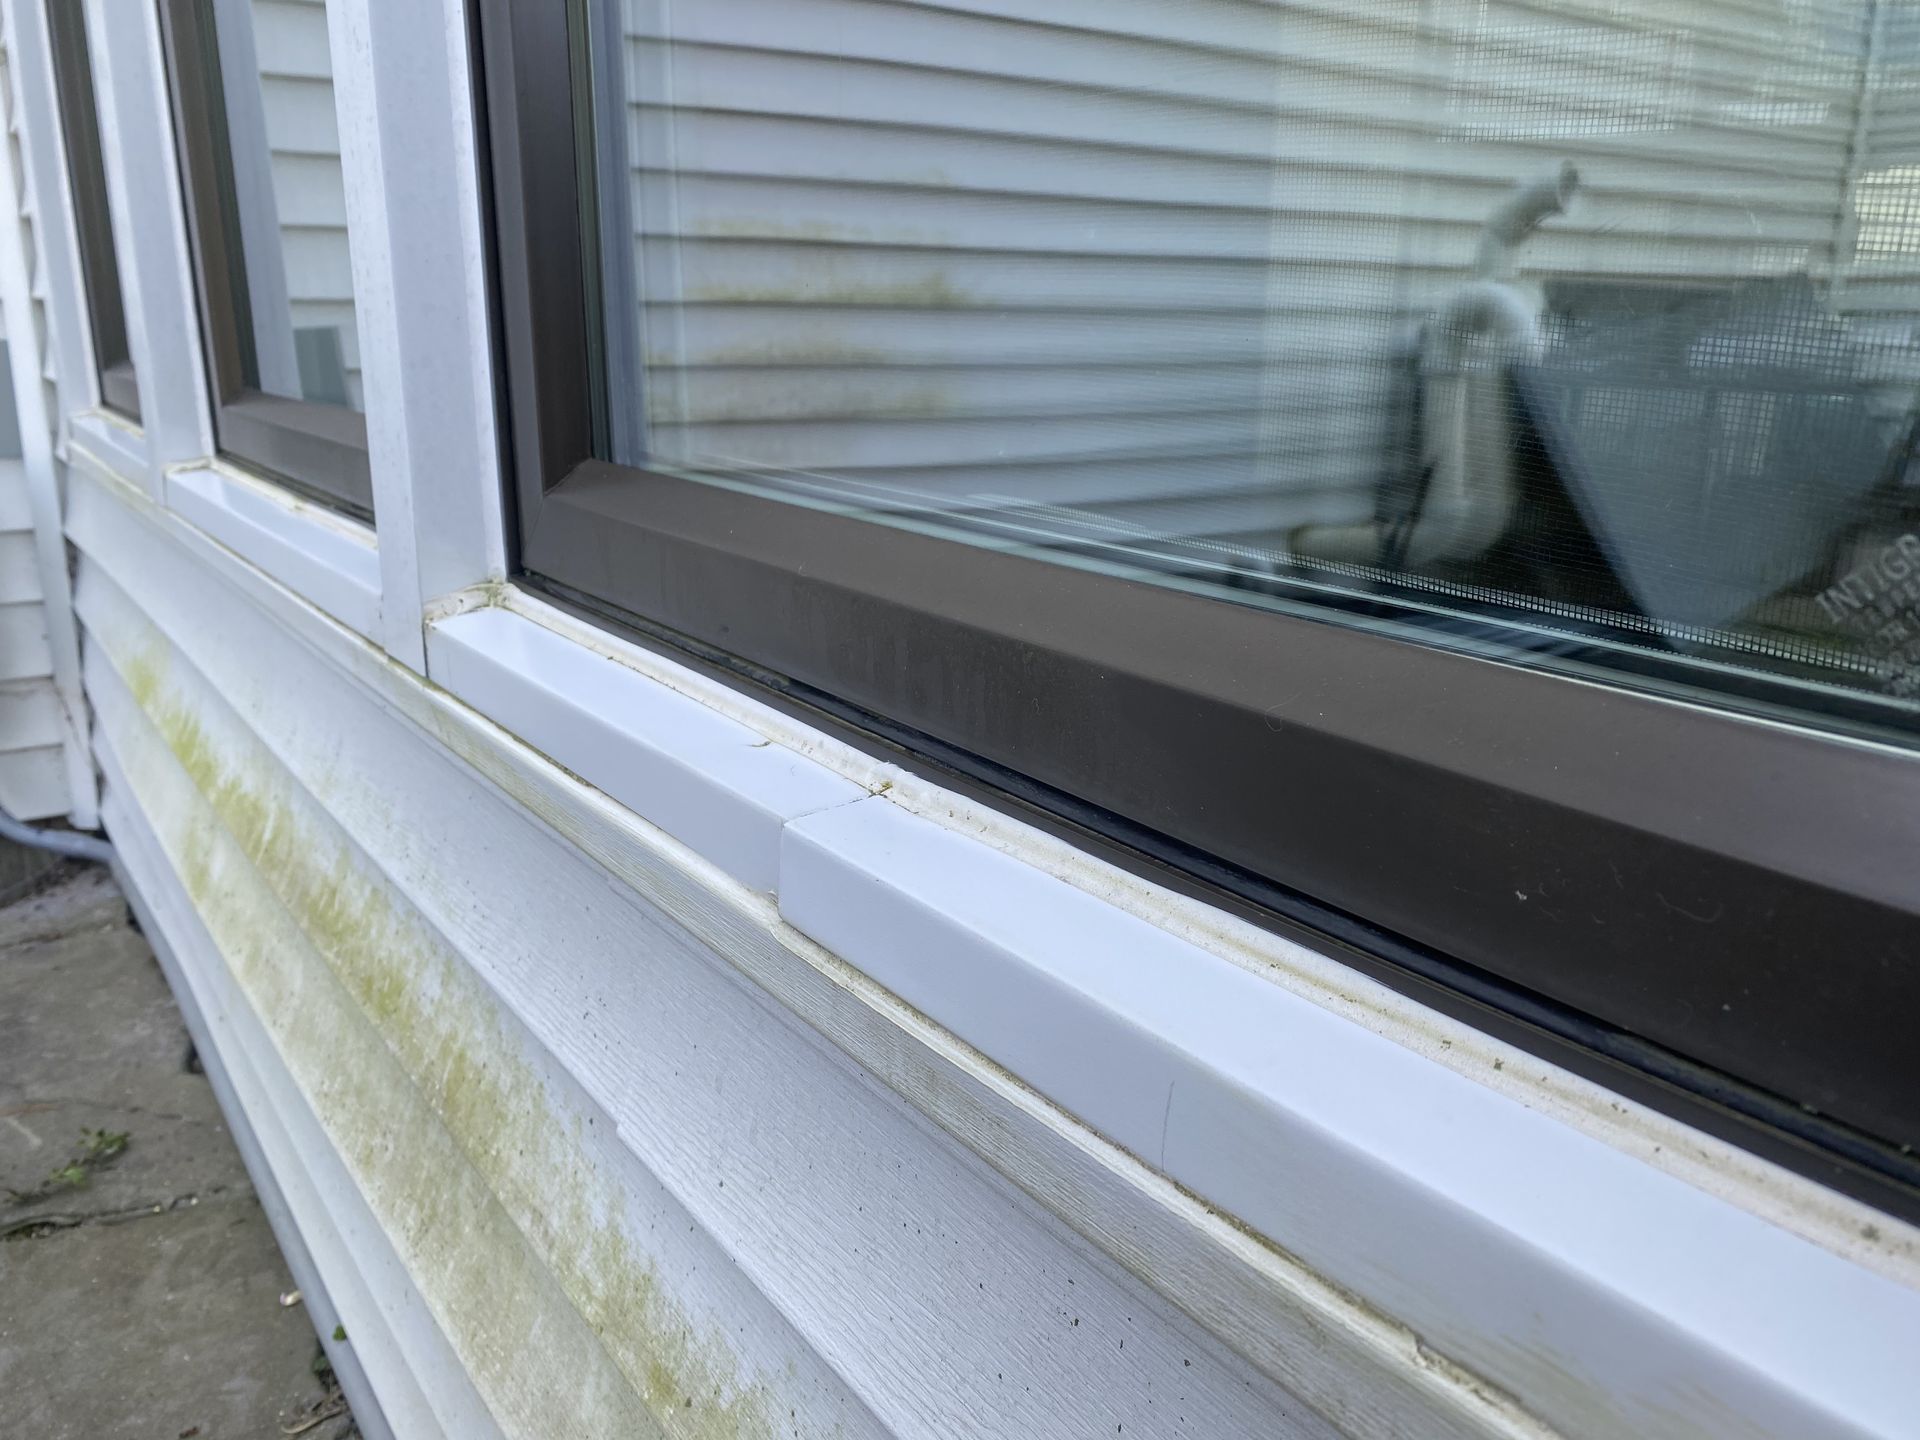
578, 0, 1920, 731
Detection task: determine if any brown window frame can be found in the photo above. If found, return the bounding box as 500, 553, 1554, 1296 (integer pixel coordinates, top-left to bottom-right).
476, 0, 1920, 1219
156, 0, 371, 519
46, 0, 138, 421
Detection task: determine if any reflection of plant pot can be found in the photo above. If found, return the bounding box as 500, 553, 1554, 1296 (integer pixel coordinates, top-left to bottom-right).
1288, 167, 1579, 572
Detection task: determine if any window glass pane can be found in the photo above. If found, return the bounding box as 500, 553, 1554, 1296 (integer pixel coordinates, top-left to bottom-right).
584, 0, 1920, 736
47, 0, 136, 417
199, 0, 361, 412
0, 341, 22, 459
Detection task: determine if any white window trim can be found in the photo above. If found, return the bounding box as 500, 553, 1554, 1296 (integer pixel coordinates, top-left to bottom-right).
328, 0, 506, 670
81, 0, 208, 494
77, 0, 384, 648
62, 0, 503, 666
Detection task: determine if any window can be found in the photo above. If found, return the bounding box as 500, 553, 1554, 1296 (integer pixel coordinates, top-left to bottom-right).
46, 0, 136, 419
159, 0, 369, 518
480, 0, 1920, 1202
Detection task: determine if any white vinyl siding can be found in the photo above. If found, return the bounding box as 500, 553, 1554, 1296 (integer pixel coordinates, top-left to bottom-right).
619, 0, 1888, 557
0, 21, 68, 821
0, 331, 66, 820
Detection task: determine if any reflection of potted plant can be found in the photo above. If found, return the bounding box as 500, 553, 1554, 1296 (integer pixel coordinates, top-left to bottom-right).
1289, 163, 1579, 571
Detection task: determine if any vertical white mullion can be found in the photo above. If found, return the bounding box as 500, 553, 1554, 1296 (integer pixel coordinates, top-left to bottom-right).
328, 0, 506, 675
4, 0, 100, 430
84, 0, 214, 492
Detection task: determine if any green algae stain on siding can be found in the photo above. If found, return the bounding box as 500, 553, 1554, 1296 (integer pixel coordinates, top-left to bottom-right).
113, 633, 815, 1440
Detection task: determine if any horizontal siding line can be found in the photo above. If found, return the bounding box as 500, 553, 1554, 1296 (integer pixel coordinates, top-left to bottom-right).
637, 0, 1861, 101
646, 237, 1838, 277
662, 400, 1350, 425
0, 739, 63, 761
651, 352, 1393, 371
257, 64, 332, 85
641, 233, 1833, 276
1482, 0, 1838, 26
662, 434, 1393, 465
626, 29, 1857, 120
840, 469, 1368, 498
637, 102, 1850, 194
939, 0, 1859, 61
852, 476, 1383, 503
701, 455, 1388, 482
676, 434, 1379, 470
257, 70, 337, 91
267, 144, 350, 162
622, 74, 1851, 179
649, 338, 1397, 362
633, 168, 1842, 238
652, 357, 1389, 373
637, 234, 1835, 272
670, 480, 1384, 519
629, 23, 1858, 115
660, 407, 1367, 428
626, 102, 1852, 206
641, 304, 1411, 321
678, 440, 1286, 467
1464, 0, 1856, 52
635, 263, 1836, 306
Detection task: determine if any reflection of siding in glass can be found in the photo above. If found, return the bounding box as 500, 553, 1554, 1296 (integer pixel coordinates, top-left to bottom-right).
233, 0, 360, 410
609, 0, 1893, 563
1843, 4, 1920, 329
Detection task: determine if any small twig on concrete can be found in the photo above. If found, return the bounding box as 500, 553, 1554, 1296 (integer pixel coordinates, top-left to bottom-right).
280, 1395, 349, 1435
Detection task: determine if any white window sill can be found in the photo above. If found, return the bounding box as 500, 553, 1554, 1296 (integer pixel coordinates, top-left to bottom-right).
63, 408, 148, 481
164, 465, 379, 639
68, 411, 381, 642
426, 589, 1920, 1440
426, 606, 864, 893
